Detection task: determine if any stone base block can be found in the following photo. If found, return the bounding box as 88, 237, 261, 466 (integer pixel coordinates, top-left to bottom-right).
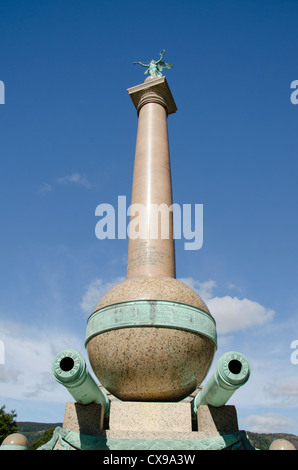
49, 400, 251, 450
197, 405, 239, 435
109, 401, 192, 433
62, 402, 104, 436
60, 401, 239, 443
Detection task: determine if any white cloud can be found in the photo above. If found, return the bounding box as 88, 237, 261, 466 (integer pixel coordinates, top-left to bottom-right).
38, 182, 53, 194
263, 379, 298, 407
207, 296, 275, 334
244, 412, 296, 433
80, 277, 125, 315
38, 172, 91, 195
179, 277, 275, 334
178, 278, 216, 300
56, 172, 91, 188
269, 380, 298, 398
0, 321, 83, 403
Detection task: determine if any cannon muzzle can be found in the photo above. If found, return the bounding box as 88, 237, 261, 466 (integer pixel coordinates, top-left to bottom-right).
52, 349, 110, 416
192, 351, 250, 414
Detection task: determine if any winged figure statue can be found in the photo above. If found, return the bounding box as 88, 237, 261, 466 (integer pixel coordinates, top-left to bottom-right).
133, 50, 173, 77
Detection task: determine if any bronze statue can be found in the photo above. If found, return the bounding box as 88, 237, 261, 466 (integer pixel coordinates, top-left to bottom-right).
133, 50, 173, 77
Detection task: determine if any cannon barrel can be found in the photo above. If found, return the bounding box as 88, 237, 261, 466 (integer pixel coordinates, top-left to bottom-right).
192, 351, 250, 414
51, 349, 110, 416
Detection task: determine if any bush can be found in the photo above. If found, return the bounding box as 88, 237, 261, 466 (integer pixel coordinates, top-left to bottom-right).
0, 405, 17, 444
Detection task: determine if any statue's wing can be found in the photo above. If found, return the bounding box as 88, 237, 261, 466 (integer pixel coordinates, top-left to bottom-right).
158, 61, 173, 70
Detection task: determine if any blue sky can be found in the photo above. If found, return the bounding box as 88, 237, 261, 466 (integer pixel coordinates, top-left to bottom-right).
0, 0, 298, 434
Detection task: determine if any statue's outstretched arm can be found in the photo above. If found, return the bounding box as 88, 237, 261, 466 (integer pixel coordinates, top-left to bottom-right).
156, 50, 166, 64
133, 61, 149, 67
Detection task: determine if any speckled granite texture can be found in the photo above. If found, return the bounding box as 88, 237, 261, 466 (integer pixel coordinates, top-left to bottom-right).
92, 275, 211, 314
62, 402, 104, 436
109, 401, 192, 433
87, 326, 215, 401
197, 405, 239, 435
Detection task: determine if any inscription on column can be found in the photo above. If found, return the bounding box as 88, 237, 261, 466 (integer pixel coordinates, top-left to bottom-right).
127, 241, 173, 271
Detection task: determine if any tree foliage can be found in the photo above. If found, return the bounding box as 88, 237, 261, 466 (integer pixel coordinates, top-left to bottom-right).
29, 427, 55, 450
247, 431, 298, 450
0, 405, 17, 444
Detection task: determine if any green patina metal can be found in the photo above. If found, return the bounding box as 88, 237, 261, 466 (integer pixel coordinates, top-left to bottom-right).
193, 351, 251, 413
51, 349, 110, 416
133, 50, 173, 77
37, 426, 257, 450
0, 445, 28, 451
85, 300, 217, 348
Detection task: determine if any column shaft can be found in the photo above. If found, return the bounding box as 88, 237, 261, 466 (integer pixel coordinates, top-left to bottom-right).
126, 100, 175, 278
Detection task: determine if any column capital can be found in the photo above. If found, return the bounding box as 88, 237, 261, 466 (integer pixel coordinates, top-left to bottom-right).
127, 76, 177, 115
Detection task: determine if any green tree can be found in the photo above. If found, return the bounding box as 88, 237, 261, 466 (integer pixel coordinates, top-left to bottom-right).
0, 405, 17, 444
29, 428, 55, 450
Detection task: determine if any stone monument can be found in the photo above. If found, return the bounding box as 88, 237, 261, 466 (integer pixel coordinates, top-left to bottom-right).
42, 51, 254, 450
